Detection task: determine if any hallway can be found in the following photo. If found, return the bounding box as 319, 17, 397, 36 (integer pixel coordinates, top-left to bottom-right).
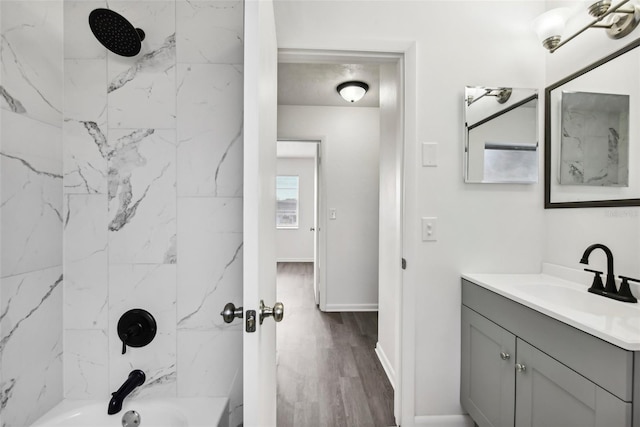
276, 262, 395, 427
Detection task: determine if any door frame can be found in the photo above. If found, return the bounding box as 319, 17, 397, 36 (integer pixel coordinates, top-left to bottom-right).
277, 45, 416, 426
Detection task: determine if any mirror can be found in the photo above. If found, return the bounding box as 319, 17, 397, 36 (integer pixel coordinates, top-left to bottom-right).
464, 86, 539, 183
545, 38, 640, 208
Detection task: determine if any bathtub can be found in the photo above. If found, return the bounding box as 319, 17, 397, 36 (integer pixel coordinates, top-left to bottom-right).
30, 398, 229, 427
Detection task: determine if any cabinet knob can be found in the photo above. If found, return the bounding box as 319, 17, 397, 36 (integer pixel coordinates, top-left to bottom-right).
500, 352, 510, 360
515, 363, 526, 373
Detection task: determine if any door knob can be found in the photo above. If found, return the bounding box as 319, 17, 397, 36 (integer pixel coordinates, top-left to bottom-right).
259, 300, 284, 325
310, 227, 315, 231
515, 363, 526, 373
500, 352, 510, 360
220, 302, 243, 324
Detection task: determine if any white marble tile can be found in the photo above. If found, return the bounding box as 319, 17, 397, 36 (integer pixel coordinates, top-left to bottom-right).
177, 330, 241, 397
108, 264, 177, 398
0, 0, 63, 126
1, 113, 63, 277
177, 198, 242, 329
176, 0, 243, 65
63, 119, 109, 194
107, 129, 176, 264
0, 266, 63, 427
64, 1, 108, 60
177, 64, 242, 197
64, 59, 107, 123
63, 59, 109, 194
64, 329, 109, 399
107, 2, 176, 129
64, 194, 108, 330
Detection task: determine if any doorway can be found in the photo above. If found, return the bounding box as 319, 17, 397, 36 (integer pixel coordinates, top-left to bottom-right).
276, 49, 405, 426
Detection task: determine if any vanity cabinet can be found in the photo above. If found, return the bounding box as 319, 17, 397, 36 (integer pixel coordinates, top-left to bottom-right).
461, 279, 633, 427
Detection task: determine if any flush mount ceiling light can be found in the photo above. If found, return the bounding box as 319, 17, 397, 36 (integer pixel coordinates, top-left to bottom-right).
336, 81, 369, 103
533, 0, 640, 53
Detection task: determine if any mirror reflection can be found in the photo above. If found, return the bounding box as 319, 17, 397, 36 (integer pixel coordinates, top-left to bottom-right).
464, 86, 539, 183
545, 39, 640, 208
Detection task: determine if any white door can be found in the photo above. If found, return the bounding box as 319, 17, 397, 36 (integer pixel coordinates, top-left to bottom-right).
243, 0, 279, 425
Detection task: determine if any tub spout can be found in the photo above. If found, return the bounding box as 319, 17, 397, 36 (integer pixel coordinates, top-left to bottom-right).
108, 369, 145, 415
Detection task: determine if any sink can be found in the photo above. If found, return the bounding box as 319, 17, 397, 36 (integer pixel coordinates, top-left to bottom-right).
462, 269, 640, 350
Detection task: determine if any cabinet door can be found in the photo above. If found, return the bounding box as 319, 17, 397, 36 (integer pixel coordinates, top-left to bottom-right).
461, 306, 516, 427
515, 339, 631, 427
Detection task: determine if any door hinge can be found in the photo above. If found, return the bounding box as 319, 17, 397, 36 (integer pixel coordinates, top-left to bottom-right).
402, 258, 407, 270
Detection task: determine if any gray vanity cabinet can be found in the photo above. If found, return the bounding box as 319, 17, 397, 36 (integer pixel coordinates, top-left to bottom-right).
461, 279, 633, 427
461, 306, 515, 427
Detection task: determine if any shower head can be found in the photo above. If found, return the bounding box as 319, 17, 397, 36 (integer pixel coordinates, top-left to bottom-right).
88, 8, 145, 57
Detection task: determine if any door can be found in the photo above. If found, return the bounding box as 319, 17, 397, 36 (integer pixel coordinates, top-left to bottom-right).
515, 339, 631, 427
313, 143, 320, 304
243, 0, 279, 425
461, 306, 516, 427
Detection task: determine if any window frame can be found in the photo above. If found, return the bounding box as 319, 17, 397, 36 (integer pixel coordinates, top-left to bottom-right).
276, 175, 300, 229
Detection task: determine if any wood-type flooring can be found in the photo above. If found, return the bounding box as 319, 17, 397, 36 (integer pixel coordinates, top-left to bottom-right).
276, 262, 396, 427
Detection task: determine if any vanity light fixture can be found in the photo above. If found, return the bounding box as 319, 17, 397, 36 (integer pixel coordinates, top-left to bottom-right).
466, 87, 512, 106
336, 81, 369, 103
534, 0, 640, 53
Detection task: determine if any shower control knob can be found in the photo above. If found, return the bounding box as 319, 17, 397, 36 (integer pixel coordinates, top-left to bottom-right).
220, 303, 243, 324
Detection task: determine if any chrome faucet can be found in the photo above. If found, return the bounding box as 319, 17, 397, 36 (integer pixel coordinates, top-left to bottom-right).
108, 369, 145, 415
580, 243, 617, 294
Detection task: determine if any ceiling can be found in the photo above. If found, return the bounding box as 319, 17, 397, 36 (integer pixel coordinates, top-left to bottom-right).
278, 63, 380, 108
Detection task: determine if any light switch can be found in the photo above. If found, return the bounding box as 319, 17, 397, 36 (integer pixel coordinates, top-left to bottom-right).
329, 208, 337, 220
422, 142, 437, 167
422, 217, 437, 241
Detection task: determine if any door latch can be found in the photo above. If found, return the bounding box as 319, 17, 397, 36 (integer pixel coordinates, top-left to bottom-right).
246, 310, 256, 333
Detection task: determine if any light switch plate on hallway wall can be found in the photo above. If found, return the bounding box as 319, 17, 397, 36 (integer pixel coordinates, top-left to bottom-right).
422, 142, 437, 167
422, 217, 437, 241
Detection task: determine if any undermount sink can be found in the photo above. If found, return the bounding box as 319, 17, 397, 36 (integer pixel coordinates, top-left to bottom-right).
462, 265, 640, 350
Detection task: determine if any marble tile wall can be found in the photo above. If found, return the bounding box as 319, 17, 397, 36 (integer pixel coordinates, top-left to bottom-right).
0, 1, 64, 426
62, 1, 244, 426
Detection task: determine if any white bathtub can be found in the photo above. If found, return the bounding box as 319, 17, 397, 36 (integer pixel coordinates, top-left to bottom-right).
30, 398, 229, 427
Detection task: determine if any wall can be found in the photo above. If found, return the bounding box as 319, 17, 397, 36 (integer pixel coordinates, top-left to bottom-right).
543, 0, 640, 279
274, 1, 546, 424
278, 105, 381, 311
61, 2, 244, 425
276, 157, 315, 262
0, 2, 64, 426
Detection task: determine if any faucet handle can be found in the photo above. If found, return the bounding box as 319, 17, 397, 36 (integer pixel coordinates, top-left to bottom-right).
584, 268, 605, 295
618, 276, 639, 303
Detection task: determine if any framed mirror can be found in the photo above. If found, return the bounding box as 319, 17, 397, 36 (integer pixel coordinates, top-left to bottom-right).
545, 38, 640, 208
464, 86, 539, 183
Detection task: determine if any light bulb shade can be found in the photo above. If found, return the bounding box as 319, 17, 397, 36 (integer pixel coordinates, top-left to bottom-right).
532, 8, 570, 47
337, 81, 369, 103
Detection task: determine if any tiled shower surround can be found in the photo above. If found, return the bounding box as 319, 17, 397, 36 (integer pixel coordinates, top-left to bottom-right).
1, 1, 244, 426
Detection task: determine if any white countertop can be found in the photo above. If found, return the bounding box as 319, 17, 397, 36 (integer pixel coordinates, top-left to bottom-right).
462, 264, 640, 351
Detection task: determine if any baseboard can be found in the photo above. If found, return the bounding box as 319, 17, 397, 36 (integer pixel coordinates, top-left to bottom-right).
323, 303, 378, 312
276, 258, 314, 263
414, 415, 474, 427
374, 343, 395, 390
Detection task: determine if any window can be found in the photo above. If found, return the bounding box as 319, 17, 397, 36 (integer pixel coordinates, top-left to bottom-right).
276, 175, 299, 228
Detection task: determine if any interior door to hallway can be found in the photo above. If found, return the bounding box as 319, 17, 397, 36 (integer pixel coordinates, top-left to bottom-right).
243, 0, 279, 425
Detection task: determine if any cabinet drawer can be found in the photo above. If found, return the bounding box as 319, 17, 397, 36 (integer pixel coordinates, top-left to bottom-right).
462, 279, 633, 402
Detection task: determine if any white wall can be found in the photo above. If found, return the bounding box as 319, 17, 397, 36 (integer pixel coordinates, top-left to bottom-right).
276, 157, 315, 262
278, 105, 381, 311
274, 1, 546, 424
543, 1, 640, 281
